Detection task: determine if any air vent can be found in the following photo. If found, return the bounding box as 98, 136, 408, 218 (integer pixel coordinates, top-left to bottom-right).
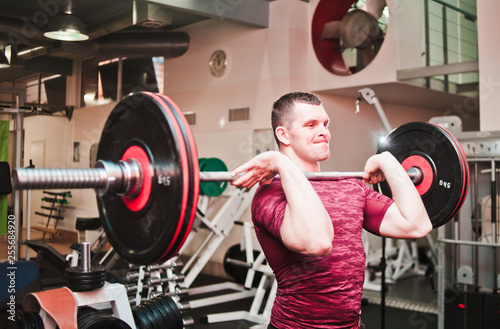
228, 107, 250, 122
183, 112, 196, 125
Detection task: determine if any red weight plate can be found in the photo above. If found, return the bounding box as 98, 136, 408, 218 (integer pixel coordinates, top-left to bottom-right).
157, 93, 200, 257
142, 92, 191, 262
145, 92, 199, 262
401, 154, 435, 196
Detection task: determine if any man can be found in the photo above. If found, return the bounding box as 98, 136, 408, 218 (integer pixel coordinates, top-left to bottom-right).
231, 92, 432, 328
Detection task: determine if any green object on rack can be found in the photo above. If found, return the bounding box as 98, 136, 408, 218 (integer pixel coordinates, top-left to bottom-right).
199, 157, 228, 197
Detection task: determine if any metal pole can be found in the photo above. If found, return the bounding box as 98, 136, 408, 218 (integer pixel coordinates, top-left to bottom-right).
442, 6, 449, 92
357, 88, 392, 134
492, 160, 498, 293
81, 242, 91, 271
13, 100, 23, 261
25, 190, 31, 260
424, 0, 431, 89
117, 57, 123, 100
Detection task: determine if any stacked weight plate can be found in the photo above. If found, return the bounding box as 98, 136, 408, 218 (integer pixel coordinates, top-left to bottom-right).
132, 295, 183, 329
96, 92, 199, 265
376, 121, 469, 228
65, 265, 106, 292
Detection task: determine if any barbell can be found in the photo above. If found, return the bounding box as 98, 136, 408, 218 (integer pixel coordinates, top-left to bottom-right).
12, 92, 469, 265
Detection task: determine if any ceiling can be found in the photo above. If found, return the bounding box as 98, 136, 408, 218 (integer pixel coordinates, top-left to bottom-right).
0, 0, 272, 83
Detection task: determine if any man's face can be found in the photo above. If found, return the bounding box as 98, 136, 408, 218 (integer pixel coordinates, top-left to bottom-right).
286, 102, 331, 163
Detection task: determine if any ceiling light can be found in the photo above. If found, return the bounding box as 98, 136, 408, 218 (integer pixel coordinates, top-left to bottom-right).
0, 51, 9, 68
0, 45, 14, 68
44, 0, 89, 41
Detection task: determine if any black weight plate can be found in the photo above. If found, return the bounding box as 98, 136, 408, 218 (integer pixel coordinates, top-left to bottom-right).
65, 266, 105, 277
96, 92, 190, 265
428, 123, 469, 222
143, 300, 170, 329
156, 295, 182, 328
143, 300, 168, 329
65, 272, 105, 280
66, 277, 105, 284
68, 283, 105, 292
132, 306, 153, 329
162, 295, 183, 328
151, 93, 199, 261
66, 280, 104, 290
141, 302, 162, 329
154, 295, 178, 328
22, 311, 37, 329
28, 311, 44, 329
154, 295, 177, 326
223, 244, 264, 288
156, 295, 182, 329
78, 311, 131, 329
135, 305, 155, 329
376, 122, 466, 228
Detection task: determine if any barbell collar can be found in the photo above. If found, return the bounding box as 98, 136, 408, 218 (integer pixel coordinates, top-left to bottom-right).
406, 166, 423, 185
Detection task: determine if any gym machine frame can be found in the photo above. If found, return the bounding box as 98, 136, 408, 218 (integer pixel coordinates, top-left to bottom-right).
437, 157, 500, 329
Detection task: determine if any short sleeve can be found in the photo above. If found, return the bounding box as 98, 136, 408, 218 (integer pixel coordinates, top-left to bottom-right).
363, 188, 394, 236
251, 180, 287, 241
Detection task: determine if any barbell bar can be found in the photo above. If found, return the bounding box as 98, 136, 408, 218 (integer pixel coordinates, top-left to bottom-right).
13, 164, 422, 190
9, 92, 469, 265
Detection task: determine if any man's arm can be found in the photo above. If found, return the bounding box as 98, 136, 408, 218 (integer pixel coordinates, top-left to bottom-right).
231, 151, 333, 256
363, 152, 432, 238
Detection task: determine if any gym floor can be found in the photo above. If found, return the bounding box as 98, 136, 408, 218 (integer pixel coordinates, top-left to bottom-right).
1, 235, 438, 329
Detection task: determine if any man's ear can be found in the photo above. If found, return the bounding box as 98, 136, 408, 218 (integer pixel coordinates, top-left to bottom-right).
275, 126, 290, 146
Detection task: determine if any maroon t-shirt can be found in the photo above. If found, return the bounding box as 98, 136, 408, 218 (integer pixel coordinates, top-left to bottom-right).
251, 178, 393, 328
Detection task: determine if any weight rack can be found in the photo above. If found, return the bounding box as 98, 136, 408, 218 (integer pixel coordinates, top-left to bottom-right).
438, 128, 500, 329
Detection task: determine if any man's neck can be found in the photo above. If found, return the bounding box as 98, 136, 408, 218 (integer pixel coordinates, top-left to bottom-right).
279, 149, 321, 172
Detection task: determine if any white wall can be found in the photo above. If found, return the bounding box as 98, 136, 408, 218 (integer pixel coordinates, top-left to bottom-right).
23, 115, 73, 231
477, 0, 500, 131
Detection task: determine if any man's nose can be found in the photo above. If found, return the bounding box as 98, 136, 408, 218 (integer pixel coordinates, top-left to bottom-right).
318, 125, 330, 137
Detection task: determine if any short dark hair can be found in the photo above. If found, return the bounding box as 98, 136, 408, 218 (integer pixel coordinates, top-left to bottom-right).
271, 92, 322, 146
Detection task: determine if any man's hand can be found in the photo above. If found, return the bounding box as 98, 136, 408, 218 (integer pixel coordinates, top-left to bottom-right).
363, 152, 393, 184
230, 151, 285, 189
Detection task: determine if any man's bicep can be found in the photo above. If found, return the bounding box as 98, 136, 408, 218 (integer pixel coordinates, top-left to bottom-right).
378, 203, 420, 238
